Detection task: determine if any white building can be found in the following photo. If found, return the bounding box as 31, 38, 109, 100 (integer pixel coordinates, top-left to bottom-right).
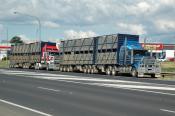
0, 43, 11, 60
141, 43, 175, 61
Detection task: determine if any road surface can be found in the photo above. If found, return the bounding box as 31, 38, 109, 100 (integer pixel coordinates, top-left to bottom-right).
0, 69, 175, 116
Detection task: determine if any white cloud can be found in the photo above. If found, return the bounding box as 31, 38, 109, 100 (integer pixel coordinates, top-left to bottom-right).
160, 0, 175, 6
125, 1, 158, 16
0, 0, 175, 43
64, 30, 97, 39
42, 21, 59, 28
136, 1, 151, 13
48, 38, 61, 43
118, 23, 147, 35
156, 20, 175, 31
18, 34, 35, 43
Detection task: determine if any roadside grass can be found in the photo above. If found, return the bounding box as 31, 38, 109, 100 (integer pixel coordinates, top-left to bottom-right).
160, 61, 175, 80
0, 60, 9, 68
161, 61, 175, 73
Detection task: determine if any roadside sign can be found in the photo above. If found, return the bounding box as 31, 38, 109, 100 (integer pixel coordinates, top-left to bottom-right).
141, 43, 164, 50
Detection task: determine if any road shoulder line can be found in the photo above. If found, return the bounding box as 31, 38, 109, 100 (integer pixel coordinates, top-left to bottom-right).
160, 109, 175, 114
0, 99, 52, 116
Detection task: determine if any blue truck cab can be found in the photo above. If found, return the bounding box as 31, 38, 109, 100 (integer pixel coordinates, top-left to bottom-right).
119, 39, 161, 77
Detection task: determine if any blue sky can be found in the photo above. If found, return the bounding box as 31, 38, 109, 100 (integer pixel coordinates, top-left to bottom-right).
0, 0, 175, 43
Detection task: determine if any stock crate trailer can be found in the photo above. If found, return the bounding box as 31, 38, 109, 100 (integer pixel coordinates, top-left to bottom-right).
9, 41, 60, 70
59, 34, 161, 77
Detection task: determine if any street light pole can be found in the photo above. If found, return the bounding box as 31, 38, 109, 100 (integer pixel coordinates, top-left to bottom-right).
14, 11, 41, 41
0, 24, 9, 67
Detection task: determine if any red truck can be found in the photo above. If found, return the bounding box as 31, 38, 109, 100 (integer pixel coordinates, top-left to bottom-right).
9, 41, 60, 70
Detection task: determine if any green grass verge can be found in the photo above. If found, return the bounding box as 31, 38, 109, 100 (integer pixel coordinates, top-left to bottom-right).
160, 61, 175, 80
161, 61, 175, 73
0, 60, 9, 68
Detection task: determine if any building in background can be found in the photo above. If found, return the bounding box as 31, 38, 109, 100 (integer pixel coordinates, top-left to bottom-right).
0, 43, 11, 60
141, 43, 175, 61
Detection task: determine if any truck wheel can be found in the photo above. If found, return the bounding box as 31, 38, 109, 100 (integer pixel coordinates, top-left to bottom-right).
67, 67, 70, 72
34, 64, 38, 70
60, 67, 63, 72
111, 68, 116, 76
83, 68, 87, 73
131, 68, 138, 77
106, 68, 111, 75
151, 74, 155, 78
87, 68, 91, 74
69, 66, 73, 72
63, 67, 66, 72
90, 69, 94, 74
46, 65, 50, 71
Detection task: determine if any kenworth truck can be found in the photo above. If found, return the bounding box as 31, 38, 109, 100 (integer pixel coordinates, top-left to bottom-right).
9, 41, 60, 70
59, 34, 161, 77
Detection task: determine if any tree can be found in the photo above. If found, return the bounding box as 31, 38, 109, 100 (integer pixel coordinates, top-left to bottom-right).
10, 36, 24, 45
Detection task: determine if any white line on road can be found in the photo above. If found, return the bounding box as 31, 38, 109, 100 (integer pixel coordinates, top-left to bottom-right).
51, 80, 175, 96
38, 87, 61, 92
160, 109, 175, 114
0, 99, 52, 116
1, 69, 175, 96
91, 83, 175, 96
2, 69, 175, 88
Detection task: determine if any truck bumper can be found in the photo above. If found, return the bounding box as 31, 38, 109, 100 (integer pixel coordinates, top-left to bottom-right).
49, 64, 60, 70
138, 72, 161, 78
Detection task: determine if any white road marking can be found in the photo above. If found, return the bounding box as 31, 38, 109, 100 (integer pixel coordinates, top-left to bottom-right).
38, 87, 61, 92
1, 69, 175, 96
160, 109, 175, 114
31, 75, 175, 91
0, 99, 52, 116
2, 69, 175, 88
92, 83, 175, 91
38, 86, 73, 95
53, 80, 175, 96
94, 83, 175, 96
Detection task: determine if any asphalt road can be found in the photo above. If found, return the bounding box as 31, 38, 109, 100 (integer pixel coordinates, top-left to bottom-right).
0, 69, 175, 116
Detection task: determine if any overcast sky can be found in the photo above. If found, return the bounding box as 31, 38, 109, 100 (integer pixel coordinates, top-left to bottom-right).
0, 0, 175, 43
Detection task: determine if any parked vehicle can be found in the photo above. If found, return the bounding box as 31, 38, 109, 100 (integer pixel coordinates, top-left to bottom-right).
9, 34, 161, 77
59, 34, 161, 77
9, 41, 60, 70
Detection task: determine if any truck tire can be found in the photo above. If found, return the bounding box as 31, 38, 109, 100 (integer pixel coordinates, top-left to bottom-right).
34, 64, 38, 70
90, 68, 94, 74
69, 66, 73, 72
131, 68, 138, 77
106, 68, 111, 75
87, 67, 91, 74
151, 74, 155, 78
111, 68, 116, 76
60, 67, 63, 72
63, 67, 66, 72
46, 65, 50, 71
67, 67, 70, 72
83, 68, 87, 73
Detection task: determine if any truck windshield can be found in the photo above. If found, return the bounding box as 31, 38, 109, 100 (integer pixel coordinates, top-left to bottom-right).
134, 50, 148, 56
49, 52, 60, 56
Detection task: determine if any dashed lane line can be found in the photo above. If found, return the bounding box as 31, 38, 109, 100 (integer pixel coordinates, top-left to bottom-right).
1, 69, 175, 88
38, 87, 61, 92
1, 69, 175, 96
